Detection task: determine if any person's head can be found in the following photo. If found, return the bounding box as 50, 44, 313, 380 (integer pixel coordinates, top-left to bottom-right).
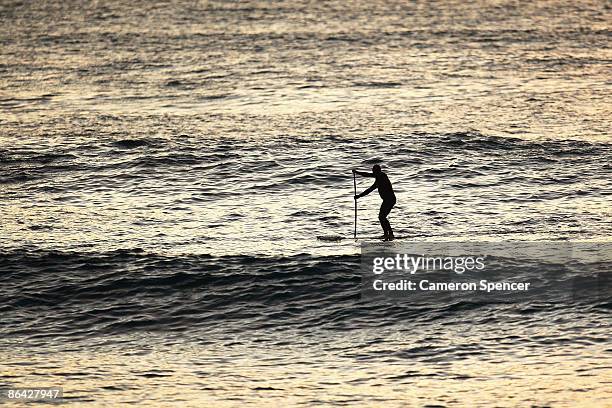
372, 164, 382, 175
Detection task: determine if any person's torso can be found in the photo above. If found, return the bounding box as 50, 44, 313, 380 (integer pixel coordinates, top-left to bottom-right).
376, 173, 395, 200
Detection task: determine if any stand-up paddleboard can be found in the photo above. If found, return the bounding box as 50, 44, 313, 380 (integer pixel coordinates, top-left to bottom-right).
317, 235, 404, 242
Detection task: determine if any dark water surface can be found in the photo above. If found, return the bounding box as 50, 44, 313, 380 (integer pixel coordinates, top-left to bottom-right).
1, 0, 611, 406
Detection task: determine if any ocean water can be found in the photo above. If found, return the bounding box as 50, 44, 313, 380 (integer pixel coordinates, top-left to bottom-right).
1, 0, 611, 406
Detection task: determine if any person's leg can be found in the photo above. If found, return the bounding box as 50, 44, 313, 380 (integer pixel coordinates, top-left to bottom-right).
387, 199, 395, 239
379, 200, 394, 239
378, 210, 388, 238
386, 217, 394, 240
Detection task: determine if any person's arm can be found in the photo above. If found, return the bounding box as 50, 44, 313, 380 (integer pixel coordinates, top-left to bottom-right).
352, 169, 374, 177
355, 181, 378, 200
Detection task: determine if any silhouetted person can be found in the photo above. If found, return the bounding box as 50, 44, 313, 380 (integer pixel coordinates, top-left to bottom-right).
353, 165, 396, 240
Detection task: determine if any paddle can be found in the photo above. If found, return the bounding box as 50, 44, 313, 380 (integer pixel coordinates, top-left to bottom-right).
353, 171, 357, 239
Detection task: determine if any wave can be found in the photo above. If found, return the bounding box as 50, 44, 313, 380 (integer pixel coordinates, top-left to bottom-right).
111, 139, 153, 149
1, 248, 608, 342
435, 131, 609, 153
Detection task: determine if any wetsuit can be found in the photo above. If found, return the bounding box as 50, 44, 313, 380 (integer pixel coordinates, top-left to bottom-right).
375, 172, 396, 237
355, 170, 396, 238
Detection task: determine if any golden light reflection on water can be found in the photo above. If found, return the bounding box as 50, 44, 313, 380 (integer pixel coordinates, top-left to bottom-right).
7, 80, 609, 142
1, 1, 610, 406
2, 335, 610, 407
1, 169, 609, 257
